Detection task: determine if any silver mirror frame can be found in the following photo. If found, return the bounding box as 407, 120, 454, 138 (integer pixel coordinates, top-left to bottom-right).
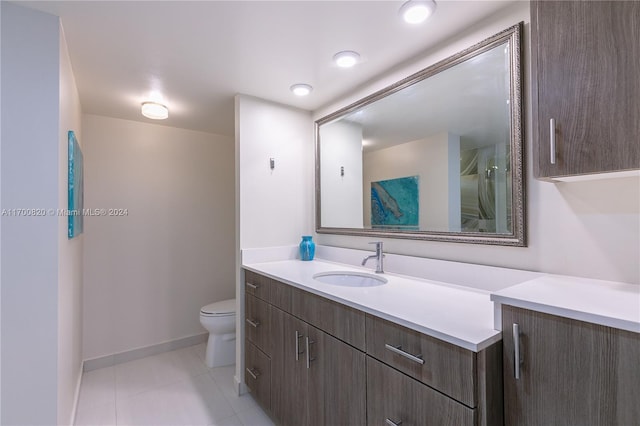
315, 22, 525, 246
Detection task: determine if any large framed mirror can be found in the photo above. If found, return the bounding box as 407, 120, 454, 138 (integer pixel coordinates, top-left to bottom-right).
315, 23, 525, 246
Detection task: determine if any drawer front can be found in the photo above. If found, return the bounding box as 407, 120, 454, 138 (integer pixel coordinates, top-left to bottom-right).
244, 270, 270, 302
269, 278, 291, 312
365, 314, 476, 407
245, 341, 271, 412
245, 294, 271, 355
244, 269, 292, 311
367, 357, 475, 426
291, 287, 365, 351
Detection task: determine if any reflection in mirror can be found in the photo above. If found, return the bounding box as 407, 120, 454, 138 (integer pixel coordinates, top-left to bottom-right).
316, 23, 524, 246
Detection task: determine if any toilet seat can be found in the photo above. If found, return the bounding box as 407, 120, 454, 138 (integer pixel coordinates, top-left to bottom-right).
200, 299, 236, 317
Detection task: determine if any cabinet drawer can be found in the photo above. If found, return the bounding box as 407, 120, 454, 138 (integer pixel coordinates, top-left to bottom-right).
367, 356, 474, 426
269, 278, 292, 312
291, 287, 365, 351
245, 294, 271, 356
244, 270, 271, 301
365, 314, 476, 407
245, 341, 271, 412
244, 269, 292, 311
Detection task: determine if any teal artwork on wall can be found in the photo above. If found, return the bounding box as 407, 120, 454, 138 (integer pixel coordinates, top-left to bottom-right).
68, 130, 84, 238
371, 175, 419, 230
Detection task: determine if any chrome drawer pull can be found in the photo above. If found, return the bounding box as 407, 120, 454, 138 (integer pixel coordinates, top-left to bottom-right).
513, 323, 521, 380
245, 367, 260, 380
384, 344, 425, 365
245, 318, 260, 328
549, 118, 556, 165
385, 418, 402, 426
246, 282, 259, 289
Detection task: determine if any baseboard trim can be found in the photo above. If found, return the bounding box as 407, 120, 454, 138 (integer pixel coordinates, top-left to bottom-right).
70, 366, 83, 425
83, 332, 208, 372
234, 374, 248, 396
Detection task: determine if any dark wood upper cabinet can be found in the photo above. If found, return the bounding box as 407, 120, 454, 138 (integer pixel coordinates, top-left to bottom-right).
502, 305, 640, 425
531, 0, 640, 178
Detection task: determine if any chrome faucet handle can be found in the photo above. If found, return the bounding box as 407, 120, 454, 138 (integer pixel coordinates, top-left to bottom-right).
366, 241, 384, 273
368, 241, 383, 251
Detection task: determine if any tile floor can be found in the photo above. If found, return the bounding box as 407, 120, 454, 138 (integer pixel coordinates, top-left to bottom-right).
75, 343, 274, 426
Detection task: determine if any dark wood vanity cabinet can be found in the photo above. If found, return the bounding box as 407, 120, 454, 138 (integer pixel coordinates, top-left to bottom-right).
502, 305, 640, 425
531, 0, 640, 178
244, 270, 366, 426
271, 309, 366, 426
367, 357, 474, 426
244, 269, 502, 426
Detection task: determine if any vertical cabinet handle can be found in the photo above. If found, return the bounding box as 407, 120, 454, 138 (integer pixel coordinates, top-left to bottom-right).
385, 419, 402, 426
305, 336, 316, 369
246, 282, 259, 289
513, 323, 521, 380
549, 118, 556, 165
295, 331, 304, 361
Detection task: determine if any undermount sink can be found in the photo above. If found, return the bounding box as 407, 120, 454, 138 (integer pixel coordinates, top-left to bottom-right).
313, 271, 388, 287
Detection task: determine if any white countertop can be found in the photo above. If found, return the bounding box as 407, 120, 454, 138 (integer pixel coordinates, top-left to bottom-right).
243, 258, 502, 352
491, 275, 640, 333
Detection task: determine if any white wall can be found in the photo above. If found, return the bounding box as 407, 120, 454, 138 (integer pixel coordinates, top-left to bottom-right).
236, 95, 314, 249
82, 114, 235, 360
1, 3, 60, 424
235, 94, 313, 389
58, 25, 84, 426
314, 2, 640, 285
363, 133, 455, 231
320, 120, 363, 228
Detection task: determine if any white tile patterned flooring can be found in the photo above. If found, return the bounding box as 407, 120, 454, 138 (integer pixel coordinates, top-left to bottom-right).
75, 343, 275, 426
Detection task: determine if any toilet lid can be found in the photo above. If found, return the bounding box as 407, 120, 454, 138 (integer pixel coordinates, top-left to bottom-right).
200, 299, 236, 316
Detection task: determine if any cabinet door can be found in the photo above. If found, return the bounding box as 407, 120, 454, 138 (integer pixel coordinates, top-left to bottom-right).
270, 308, 309, 426
367, 357, 475, 426
502, 305, 640, 425
307, 327, 366, 426
532, 1, 640, 177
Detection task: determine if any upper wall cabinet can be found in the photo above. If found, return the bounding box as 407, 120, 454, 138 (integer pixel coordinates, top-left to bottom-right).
531, 0, 640, 179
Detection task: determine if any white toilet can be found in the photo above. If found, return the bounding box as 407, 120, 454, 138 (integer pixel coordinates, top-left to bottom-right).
199, 299, 236, 368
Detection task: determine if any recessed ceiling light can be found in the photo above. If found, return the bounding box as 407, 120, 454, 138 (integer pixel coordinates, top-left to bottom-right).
141, 101, 168, 119
399, 0, 437, 24
333, 51, 361, 68
290, 84, 313, 96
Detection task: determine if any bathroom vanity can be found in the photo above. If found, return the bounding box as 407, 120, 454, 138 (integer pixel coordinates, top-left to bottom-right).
242, 258, 505, 426
241, 248, 640, 426
492, 277, 640, 425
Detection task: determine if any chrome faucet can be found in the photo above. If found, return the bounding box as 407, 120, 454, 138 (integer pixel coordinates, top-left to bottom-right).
362, 241, 384, 273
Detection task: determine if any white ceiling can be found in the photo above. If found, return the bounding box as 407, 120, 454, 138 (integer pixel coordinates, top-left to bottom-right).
337, 42, 511, 152
22, 0, 518, 137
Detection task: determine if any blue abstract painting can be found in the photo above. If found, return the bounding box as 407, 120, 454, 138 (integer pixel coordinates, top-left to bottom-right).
68, 130, 84, 238
371, 176, 419, 229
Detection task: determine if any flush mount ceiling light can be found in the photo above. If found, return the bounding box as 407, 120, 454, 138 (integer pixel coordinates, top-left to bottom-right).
399, 0, 437, 24
290, 84, 313, 96
333, 50, 361, 68
141, 101, 168, 120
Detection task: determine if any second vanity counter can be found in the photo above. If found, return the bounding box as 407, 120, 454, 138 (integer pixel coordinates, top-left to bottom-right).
243, 258, 501, 352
